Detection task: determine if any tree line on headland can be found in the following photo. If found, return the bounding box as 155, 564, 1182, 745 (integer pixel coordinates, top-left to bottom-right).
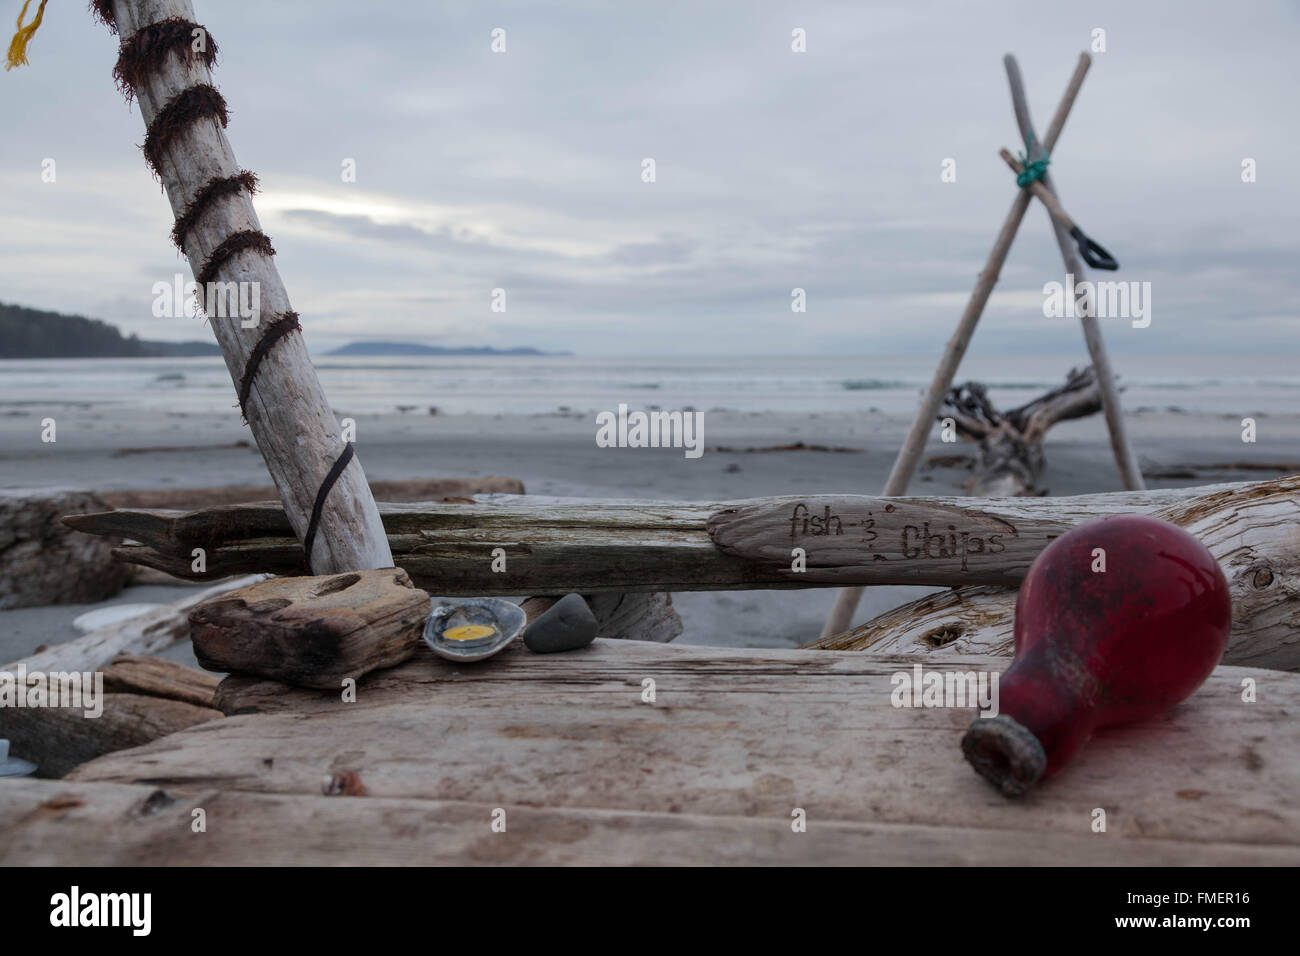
0, 302, 220, 359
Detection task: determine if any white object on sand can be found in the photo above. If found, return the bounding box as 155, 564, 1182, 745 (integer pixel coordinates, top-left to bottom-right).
0, 739, 38, 778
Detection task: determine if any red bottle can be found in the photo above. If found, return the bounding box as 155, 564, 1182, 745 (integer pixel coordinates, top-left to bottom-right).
962, 514, 1231, 797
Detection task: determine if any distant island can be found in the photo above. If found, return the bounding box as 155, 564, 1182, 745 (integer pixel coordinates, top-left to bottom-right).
327, 342, 568, 357
0, 302, 220, 359
0, 305, 568, 360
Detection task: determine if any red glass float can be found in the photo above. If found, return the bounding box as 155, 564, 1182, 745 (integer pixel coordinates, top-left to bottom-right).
962, 514, 1231, 796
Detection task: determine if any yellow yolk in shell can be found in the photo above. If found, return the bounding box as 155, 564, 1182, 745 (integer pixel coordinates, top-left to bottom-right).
443, 624, 496, 642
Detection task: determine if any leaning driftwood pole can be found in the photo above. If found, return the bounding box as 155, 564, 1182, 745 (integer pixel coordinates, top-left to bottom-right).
95, 0, 392, 573
822, 53, 1093, 639
1003, 54, 1145, 493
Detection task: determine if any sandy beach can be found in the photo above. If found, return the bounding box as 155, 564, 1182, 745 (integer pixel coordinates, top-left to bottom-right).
4, 401, 1295, 664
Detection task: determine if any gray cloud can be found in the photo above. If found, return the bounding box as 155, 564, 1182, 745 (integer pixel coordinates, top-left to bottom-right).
0, 0, 1295, 356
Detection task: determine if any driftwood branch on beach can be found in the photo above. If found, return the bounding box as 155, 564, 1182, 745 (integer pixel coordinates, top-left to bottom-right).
1003, 53, 1145, 494
65, 485, 1210, 592
820, 53, 1106, 639
3, 574, 265, 676
58, 476, 1300, 667
806, 475, 1300, 671
99, 0, 392, 574
939, 366, 1103, 496
189, 569, 429, 689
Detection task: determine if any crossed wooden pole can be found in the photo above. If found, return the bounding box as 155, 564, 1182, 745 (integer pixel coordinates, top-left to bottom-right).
821, 52, 1144, 639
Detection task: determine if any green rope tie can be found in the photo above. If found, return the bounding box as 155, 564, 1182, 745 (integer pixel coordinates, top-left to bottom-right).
1016, 148, 1050, 188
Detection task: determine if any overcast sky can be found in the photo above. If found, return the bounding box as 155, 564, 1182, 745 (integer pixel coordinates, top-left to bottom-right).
0, 0, 1296, 355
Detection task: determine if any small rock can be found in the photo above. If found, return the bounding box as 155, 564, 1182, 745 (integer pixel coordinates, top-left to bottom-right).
524, 593, 598, 654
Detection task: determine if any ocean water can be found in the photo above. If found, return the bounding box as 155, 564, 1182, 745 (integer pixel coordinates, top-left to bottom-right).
0, 353, 1295, 418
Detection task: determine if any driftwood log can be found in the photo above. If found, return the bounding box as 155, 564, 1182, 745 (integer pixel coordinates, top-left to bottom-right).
189, 569, 428, 689
940, 366, 1103, 496
62, 479, 1296, 663
808, 475, 1300, 671
2, 574, 265, 676
101, 653, 221, 708
0, 642, 1285, 864
98, 0, 392, 573
0, 490, 127, 609
64, 486, 1207, 592
0, 655, 222, 779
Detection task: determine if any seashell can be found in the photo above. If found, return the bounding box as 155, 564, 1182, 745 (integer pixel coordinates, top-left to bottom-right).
423, 598, 525, 663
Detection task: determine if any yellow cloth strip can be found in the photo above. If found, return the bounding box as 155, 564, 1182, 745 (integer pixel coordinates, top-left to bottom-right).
6, 0, 49, 71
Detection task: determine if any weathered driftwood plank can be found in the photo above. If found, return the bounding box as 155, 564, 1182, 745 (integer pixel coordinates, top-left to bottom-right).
0, 694, 222, 779
102, 0, 392, 574
97, 476, 525, 510
102, 653, 221, 708
1, 653, 223, 780
0, 489, 127, 609
2, 574, 265, 675
0, 651, 224, 780
63, 481, 1239, 593
63, 642, 1299, 864
3, 778, 1294, 866
189, 569, 428, 688
810, 475, 1300, 671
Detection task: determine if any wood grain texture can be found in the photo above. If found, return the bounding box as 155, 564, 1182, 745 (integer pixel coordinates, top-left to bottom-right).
62, 480, 1249, 593
102, 654, 221, 708
2, 778, 1294, 866
58, 642, 1298, 866
0, 694, 222, 779
809, 475, 1300, 671
106, 0, 392, 574
585, 592, 682, 643
189, 569, 428, 688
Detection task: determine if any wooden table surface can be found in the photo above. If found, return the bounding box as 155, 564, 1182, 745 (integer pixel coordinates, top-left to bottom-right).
2, 641, 1296, 865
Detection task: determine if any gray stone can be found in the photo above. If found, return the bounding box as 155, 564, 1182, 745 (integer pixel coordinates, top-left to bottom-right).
524, 593, 598, 654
